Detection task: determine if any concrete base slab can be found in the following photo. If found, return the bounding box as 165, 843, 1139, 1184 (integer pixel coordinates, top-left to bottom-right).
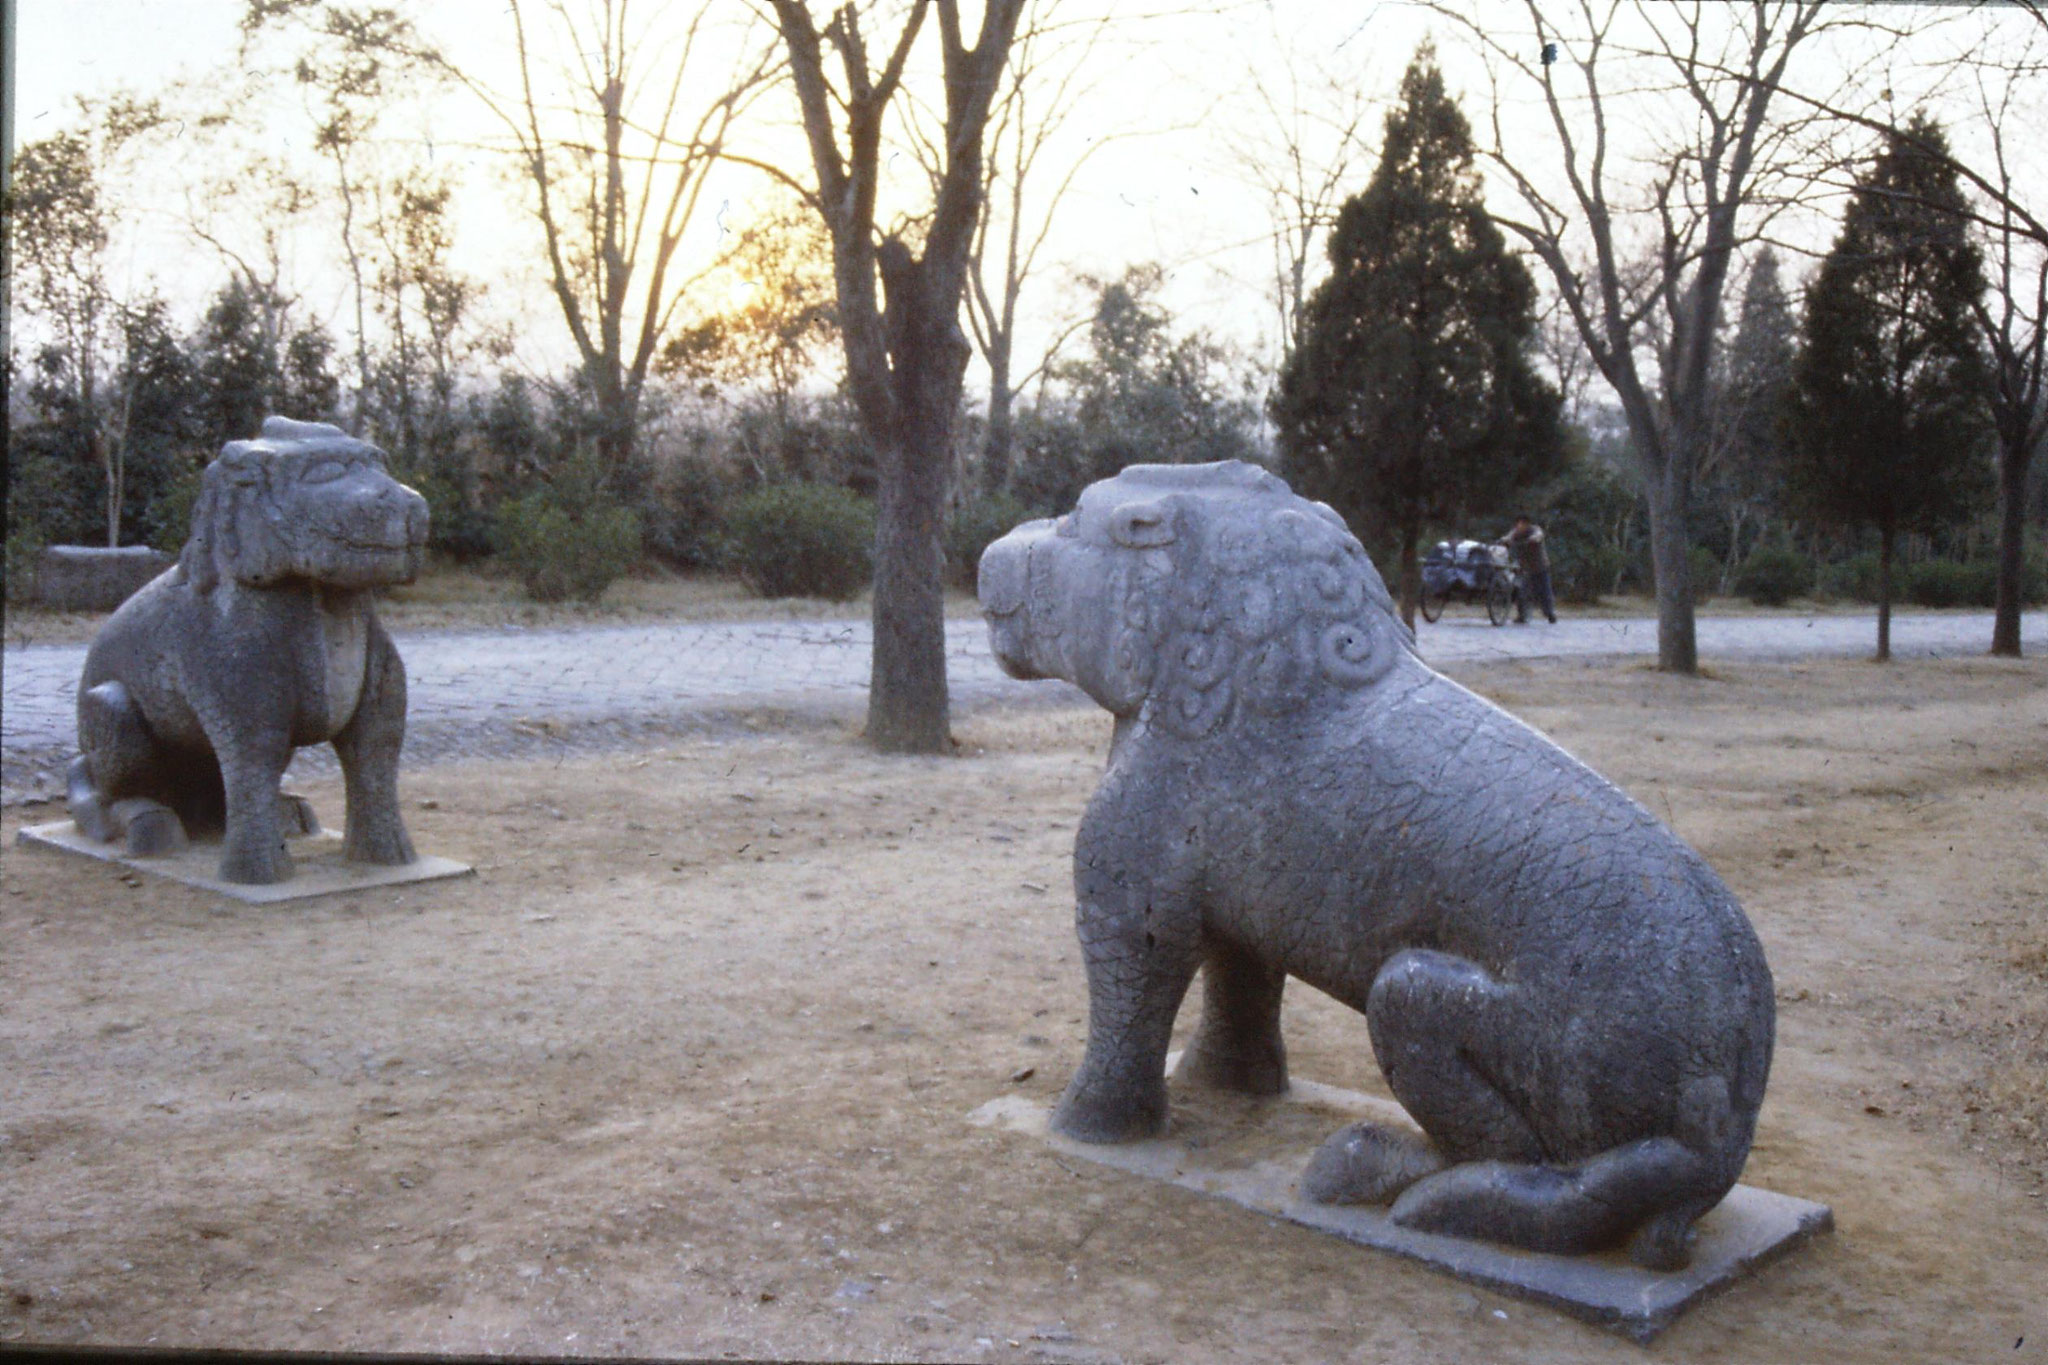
969, 1058, 1832, 1345
16, 820, 473, 904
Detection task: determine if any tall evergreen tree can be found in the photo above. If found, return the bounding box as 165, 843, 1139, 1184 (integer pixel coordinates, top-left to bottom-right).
190, 278, 343, 450
1272, 45, 1562, 627
1702, 248, 1798, 586
1786, 113, 1993, 662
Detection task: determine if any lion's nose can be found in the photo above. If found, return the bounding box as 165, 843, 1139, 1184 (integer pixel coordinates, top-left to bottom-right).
402, 487, 430, 548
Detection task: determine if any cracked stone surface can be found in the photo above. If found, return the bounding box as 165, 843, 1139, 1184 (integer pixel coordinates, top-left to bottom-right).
977, 460, 1787, 1268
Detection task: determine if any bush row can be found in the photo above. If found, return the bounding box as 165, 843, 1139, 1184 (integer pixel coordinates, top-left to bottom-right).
490, 479, 1031, 604
1730, 546, 2048, 608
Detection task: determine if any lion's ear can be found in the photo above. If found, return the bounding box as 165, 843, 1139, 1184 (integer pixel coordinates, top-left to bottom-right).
1109, 500, 1175, 549
179, 474, 223, 593
203, 455, 292, 587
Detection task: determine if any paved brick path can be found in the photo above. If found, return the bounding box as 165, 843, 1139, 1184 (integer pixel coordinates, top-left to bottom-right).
5, 608, 2039, 804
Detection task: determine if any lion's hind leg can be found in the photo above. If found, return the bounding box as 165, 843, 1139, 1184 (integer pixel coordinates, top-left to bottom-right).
1388, 1137, 1719, 1269
1365, 946, 1728, 1267
72, 682, 188, 856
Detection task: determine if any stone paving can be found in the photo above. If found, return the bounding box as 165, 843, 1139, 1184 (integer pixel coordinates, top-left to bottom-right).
4, 608, 2039, 805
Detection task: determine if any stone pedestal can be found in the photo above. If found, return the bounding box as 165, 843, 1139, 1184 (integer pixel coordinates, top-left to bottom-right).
969, 1057, 1833, 1345
35, 546, 175, 612
17, 819, 472, 905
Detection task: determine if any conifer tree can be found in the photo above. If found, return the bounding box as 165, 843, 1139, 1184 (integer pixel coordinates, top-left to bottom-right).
1786, 113, 1992, 661
1703, 248, 1798, 586
1272, 45, 1561, 627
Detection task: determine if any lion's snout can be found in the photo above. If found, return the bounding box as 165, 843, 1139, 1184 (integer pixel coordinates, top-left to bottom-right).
314, 474, 431, 585
980, 519, 1062, 681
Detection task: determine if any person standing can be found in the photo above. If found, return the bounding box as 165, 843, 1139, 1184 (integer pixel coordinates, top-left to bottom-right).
1500, 514, 1558, 624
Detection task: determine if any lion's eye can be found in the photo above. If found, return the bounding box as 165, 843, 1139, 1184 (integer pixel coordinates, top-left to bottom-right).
303, 459, 350, 484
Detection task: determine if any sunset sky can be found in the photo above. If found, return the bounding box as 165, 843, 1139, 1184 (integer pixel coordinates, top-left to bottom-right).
13, 2, 2041, 399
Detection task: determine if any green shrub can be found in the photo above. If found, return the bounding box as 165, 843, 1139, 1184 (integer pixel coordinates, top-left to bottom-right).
1550, 541, 1623, 605
407, 468, 497, 563
945, 493, 1033, 589
1734, 546, 1812, 607
1905, 558, 1996, 608
145, 466, 206, 554
5, 529, 46, 606
722, 483, 874, 600
2016, 552, 2048, 607
495, 470, 642, 604
641, 457, 733, 570
1687, 545, 1721, 604
1821, 550, 1883, 603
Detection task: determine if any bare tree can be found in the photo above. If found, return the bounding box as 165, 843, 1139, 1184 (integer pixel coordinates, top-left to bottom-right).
247, 1, 781, 469
944, 3, 1119, 495
9, 100, 171, 546
1534, 287, 1601, 429
1963, 50, 2048, 657
1691, 9, 2048, 654
1429, 0, 1838, 674
1228, 46, 1380, 377
766, 0, 1026, 753
1744, 25, 2048, 654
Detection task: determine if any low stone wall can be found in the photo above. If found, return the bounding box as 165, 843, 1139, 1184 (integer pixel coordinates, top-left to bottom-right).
35, 546, 176, 613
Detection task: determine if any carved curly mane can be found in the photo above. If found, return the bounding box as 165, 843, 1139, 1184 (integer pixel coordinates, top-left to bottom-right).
1111, 465, 1415, 739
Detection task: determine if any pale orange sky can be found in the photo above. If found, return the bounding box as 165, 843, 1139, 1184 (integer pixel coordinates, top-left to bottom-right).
13, 2, 2041, 399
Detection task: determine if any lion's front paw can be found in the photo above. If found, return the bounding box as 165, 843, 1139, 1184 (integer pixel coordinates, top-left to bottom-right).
1051, 1077, 1168, 1144
219, 836, 295, 885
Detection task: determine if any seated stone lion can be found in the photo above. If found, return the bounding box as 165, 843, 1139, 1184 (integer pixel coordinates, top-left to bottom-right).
978, 460, 1774, 1270
68, 417, 430, 885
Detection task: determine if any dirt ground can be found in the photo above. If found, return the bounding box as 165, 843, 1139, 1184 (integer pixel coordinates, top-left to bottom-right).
2, 655, 2044, 1363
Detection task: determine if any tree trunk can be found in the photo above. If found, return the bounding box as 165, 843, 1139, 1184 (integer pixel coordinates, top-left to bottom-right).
1876, 524, 1895, 664
104, 455, 121, 548
593, 379, 637, 475
981, 331, 1015, 497
1721, 503, 1750, 596
1990, 437, 2031, 657
868, 244, 971, 753
1397, 519, 1420, 631
1646, 460, 1699, 674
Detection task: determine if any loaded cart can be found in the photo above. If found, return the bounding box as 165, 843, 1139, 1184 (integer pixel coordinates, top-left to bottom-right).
1419, 539, 1522, 626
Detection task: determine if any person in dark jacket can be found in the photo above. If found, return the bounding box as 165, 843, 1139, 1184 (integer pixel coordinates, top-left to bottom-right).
1500, 515, 1557, 624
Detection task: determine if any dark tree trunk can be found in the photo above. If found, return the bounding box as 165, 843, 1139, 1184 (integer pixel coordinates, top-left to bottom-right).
869, 241, 971, 753
1397, 519, 1420, 631
771, 0, 1023, 756
1876, 524, 1895, 663
1991, 439, 2032, 657
1646, 459, 1699, 674
981, 330, 1015, 497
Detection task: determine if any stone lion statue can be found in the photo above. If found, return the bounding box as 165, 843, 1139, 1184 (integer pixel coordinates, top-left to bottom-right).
978, 460, 1774, 1270
67, 417, 430, 885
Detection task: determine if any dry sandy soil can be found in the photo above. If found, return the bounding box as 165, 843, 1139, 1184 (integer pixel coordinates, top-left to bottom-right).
3, 655, 2045, 1363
